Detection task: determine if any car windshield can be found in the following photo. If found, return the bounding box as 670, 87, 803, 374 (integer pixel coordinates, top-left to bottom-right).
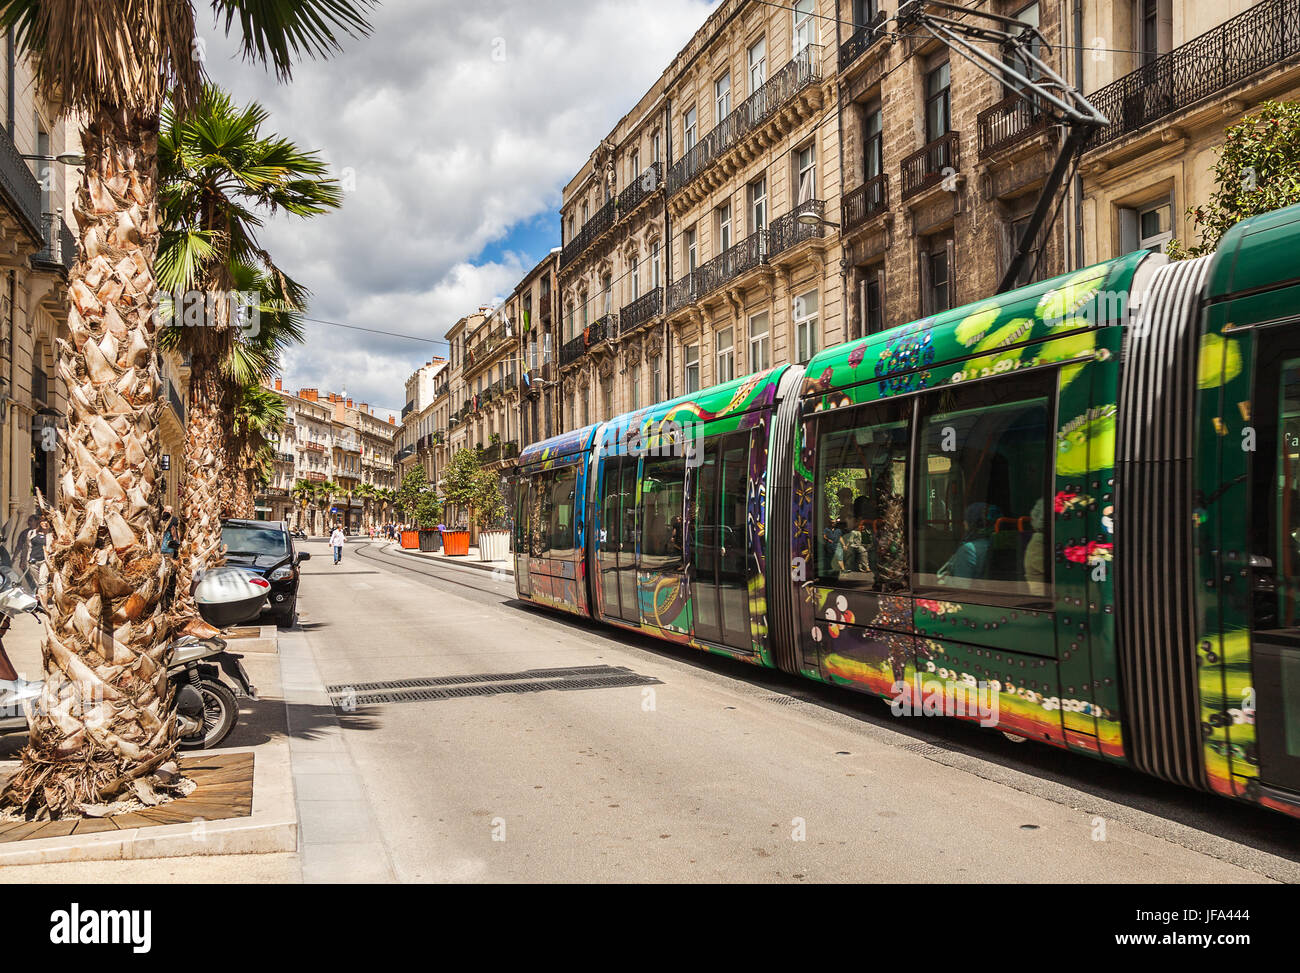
222, 525, 288, 557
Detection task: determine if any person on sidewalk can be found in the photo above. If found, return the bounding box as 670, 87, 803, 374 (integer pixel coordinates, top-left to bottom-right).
330, 525, 346, 565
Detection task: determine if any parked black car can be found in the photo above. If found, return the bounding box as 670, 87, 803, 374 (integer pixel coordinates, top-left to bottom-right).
220, 519, 310, 628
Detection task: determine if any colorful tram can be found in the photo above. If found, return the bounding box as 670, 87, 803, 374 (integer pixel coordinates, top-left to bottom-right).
511, 204, 1300, 817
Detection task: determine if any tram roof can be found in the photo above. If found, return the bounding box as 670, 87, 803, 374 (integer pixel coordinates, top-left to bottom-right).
801, 249, 1152, 399
516, 423, 601, 468
1205, 201, 1300, 302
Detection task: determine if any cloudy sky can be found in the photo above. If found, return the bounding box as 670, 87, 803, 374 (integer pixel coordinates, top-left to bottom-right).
202, 0, 719, 418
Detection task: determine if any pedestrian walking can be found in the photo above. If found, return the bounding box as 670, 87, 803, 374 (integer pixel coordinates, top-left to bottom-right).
330, 525, 346, 565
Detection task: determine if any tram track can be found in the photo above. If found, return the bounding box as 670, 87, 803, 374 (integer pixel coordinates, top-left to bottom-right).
336, 538, 1300, 876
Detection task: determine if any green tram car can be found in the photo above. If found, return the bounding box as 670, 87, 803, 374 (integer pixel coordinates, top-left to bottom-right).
511, 203, 1300, 817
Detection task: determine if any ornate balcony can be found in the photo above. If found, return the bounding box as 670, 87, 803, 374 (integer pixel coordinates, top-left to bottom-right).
901, 132, 960, 200
668, 46, 824, 196
560, 195, 617, 268
0, 125, 41, 241
1088, 0, 1300, 149
838, 12, 888, 72
977, 94, 1050, 158
669, 230, 769, 314
559, 313, 616, 367
842, 175, 889, 234
482, 440, 519, 465
767, 200, 825, 259
617, 162, 662, 218
31, 213, 76, 274
619, 286, 663, 334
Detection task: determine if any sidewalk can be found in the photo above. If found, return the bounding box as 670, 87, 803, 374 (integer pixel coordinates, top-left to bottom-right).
386, 540, 513, 576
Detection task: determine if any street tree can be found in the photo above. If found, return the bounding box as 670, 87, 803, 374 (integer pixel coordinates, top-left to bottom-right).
1168, 100, 1300, 259
0, 0, 376, 819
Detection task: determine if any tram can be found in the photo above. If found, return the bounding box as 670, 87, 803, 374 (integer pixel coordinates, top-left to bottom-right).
510, 203, 1300, 817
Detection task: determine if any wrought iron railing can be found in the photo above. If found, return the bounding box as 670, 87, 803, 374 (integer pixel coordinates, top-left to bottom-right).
669, 46, 824, 195
977, 94, 1050, 157
842, 174, 889, 234
617, 161, 662, 217
32, 213, 76, 272
559, 313, 615, 366
482, 440, 519, 465
0, 128, 41, 239
560, 194, 618, 267
901, 131, 960, 200
838, 12, 888, 71
619, 286, 663, 334
768, 199, 825, 258
1089, 0, 1300, 148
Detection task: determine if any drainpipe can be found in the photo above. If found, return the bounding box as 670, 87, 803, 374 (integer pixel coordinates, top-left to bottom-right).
663, 98, 673, 399
835, 8, 851, 339
1073, 0, 1084, 270
6, 27, 14, 137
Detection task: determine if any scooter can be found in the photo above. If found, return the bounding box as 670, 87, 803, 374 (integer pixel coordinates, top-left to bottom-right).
0, 503, 269, 750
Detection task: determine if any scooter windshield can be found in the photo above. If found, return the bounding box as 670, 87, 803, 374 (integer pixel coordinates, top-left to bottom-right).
0, 499, 45, 597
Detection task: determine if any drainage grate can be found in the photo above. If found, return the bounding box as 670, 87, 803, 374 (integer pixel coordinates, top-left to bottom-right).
764, 694, 804, 706
329, 665, 661, 708
326, 665, 626, 695
897, 742, 950, 757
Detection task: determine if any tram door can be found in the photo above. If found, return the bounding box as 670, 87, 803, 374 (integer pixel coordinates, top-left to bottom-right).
1251, 343, 1300, 793
513, 474, 531, 598
690, 432, 752, 651
637, 452, 690, 636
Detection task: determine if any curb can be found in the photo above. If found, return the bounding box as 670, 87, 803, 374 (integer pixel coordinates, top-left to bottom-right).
388, 542, 514, 577
0, 628, 297, 866
0, 743, 297, 865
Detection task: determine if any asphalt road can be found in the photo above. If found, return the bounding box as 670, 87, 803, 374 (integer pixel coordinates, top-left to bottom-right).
282, 538, 1299, 883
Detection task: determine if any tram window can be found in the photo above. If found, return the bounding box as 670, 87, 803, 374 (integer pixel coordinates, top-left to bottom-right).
529, 473, 551, 557
915, 378, 1052, 601
814, 401, 911, 590
548, 467, 577, 555
640, 453, 686, 568
1251, 353, 1300, 638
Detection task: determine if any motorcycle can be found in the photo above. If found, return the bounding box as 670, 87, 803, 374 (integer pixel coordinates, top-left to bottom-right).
0, 501, 268, 750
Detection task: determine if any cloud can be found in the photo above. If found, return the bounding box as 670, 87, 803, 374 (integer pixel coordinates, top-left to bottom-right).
202, 0, 717, 415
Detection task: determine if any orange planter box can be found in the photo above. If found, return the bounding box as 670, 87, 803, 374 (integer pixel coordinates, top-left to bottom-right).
400, 530, 419, 549
441, 529, 470, 556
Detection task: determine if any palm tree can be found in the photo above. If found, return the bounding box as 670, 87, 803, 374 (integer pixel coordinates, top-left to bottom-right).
0, 0, 375, 819
354, 482, 377, 531
228, 381, 287, 518
290, 478, 315, 534
156, 86, 338, 622
314, 479, 338, 533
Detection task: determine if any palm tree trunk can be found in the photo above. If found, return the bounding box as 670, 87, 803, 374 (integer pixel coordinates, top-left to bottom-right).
3, 108, 182, 819
171, 349, 227, 626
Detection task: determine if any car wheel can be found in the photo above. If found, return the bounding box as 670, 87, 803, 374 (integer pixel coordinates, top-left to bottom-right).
275, 598, 297, 629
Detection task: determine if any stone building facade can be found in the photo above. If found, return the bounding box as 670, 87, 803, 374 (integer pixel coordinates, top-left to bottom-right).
1078, 0, 1300, 261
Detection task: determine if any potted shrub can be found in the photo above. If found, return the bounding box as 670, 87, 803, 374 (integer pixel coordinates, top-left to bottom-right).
415, 490, 443, 552
474, 472, 510, 562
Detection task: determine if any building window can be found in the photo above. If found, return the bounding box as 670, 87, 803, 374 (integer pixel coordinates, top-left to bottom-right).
855, 0, 879, 26
1120, 196, 1173, 253
796, 142, 816, 203
652, 354, 662, 402
793, 0, 815, 53
685, 226, 698, 272
794, 289, 819, 364
1004, 3, 1042, 94
717, 201, 732, 252
684, 106, 698, 152
582, 199, 590, 224
631, 365, 641, 411
748, 36, 767, 92
715, 72, 731, 121
651, 240, 661, 289
579, 289, 589, 328
684, 343, 700, 393
630, 148, 640, 182
749, 177, 767, 231
921, 235, 955, 314
925, 61, 951, 144
716, 327, 735, 383
653, 129, 661, 163
864, 103, 883, 179
861, 266, 885, 336
630, 256, 640, 299
749, 311, 770, 372
602, 273, 613, 315
1005, 215, 1044, 286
